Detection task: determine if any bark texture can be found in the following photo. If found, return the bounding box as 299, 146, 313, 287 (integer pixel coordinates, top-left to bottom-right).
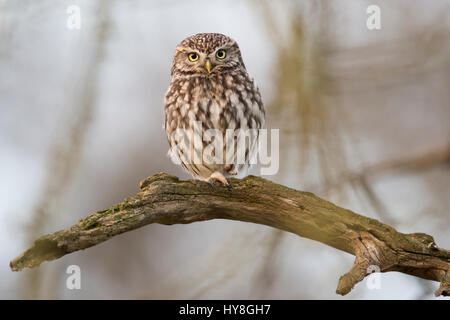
10, 172, 450, 296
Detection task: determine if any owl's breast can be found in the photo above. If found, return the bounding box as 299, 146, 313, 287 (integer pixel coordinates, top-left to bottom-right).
165, 73, 264, 133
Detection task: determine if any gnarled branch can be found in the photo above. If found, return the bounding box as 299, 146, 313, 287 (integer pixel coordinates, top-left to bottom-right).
10, 173, 450, 296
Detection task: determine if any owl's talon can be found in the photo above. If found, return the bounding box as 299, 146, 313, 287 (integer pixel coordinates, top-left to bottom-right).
207, 178, 215, 189
224, 164, 237, 176
210, 171, 230, 188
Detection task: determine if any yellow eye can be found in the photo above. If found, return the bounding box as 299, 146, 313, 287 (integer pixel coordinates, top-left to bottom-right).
216, 49, 226, 59
188, 53, 199, 62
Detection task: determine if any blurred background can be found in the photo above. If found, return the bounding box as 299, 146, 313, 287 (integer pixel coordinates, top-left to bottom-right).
1, 0, 449, 299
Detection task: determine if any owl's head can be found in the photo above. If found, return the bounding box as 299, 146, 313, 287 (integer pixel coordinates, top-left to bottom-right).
171, 33, 246, 78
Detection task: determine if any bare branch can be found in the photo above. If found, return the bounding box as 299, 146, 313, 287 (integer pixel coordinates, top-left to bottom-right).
10, 173, 450, 296
315, 145, 450, 195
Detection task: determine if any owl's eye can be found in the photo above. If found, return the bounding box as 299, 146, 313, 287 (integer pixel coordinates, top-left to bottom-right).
216, 49, 226, 59
188, 53, 199, 62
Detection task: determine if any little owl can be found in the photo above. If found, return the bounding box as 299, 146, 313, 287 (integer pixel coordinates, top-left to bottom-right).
164, 33, 265, 186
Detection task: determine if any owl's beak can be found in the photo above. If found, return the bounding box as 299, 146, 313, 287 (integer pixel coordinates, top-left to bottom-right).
205, 59, 212, 73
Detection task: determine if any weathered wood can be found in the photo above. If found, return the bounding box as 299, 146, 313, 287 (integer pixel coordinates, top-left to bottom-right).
10, 172, 450, 296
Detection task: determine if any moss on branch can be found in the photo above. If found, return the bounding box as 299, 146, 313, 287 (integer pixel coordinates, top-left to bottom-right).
10, 172, 450, 297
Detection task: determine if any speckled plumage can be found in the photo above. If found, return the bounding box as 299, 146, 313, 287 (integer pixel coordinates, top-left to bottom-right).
164, 33, 265, 185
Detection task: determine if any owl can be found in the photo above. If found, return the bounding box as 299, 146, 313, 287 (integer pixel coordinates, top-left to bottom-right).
164, 33, 265, 187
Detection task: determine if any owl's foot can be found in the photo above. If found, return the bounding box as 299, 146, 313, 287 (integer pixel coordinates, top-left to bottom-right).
224, 164, 238, 176
208, 171, 231, 189
205, 178, 215, 189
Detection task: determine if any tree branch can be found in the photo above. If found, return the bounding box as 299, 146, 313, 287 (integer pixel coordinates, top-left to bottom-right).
10, 172, 450, 297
